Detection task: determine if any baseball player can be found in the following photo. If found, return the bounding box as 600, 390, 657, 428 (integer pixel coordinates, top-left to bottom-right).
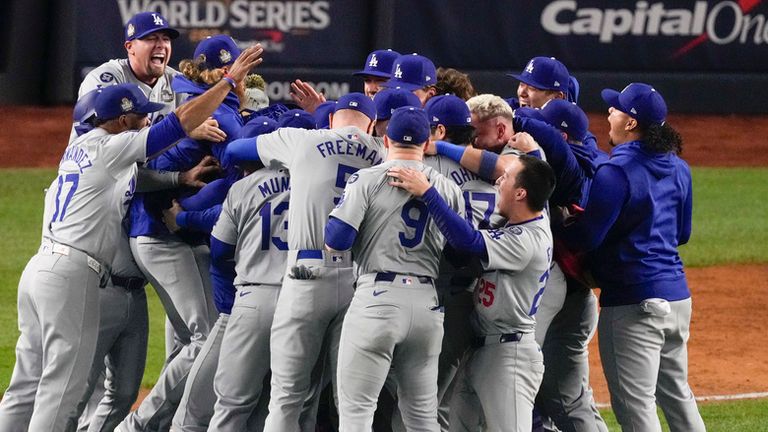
77, 12, 223, 143
388, 153, 556, 432
421, 95, 504, 432
120, 35, 254, 431
0, 44, 261, 431
509, 56, 569, 109
372, 87, 422, 137
382, 53, 438, 106
64, 91, 216, 432
223, 93, 384, 432
325, 106, 464, 430
203, 165, 291, 432
353, 49, 401, 98
563, 83, 705, 432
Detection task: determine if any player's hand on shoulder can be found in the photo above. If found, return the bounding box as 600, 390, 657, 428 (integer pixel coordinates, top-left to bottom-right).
179, 155, 221, 188
162, 199, 184, 233
388, 166, 431, 197
189, 117, 226, 142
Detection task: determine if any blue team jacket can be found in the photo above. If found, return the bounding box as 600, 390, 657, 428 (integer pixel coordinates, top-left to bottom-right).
129, 76, 243, 238
573, 141, 693, 306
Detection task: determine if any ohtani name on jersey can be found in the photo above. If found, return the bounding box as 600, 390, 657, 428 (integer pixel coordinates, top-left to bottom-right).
257, 175, 290, 198
448, 167, 483, 187
315, 140, 383, 165
60, 146, 93, 173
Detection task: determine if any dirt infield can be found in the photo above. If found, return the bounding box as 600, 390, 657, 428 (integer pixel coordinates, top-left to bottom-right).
2, 106, 767, 405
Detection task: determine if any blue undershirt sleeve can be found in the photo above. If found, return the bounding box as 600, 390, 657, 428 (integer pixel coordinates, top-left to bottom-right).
223, 137, 261, 167
422, 187, 488, 260
324, 217, 358, 251
562, 164, 628, 251
178, 178, 231, 211
176, 204, 223, 234
210, 236, 236, 315
435, 140, 467, 163
146, 112, 186, 159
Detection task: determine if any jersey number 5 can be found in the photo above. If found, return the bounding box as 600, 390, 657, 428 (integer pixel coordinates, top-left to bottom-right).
51, 173, 80, 223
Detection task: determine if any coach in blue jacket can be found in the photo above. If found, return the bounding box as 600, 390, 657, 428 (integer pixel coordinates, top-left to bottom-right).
563, 83, 705, 432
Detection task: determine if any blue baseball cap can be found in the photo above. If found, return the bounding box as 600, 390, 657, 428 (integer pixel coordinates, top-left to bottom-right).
353, 49, 401, 78
194, 35, 241, 70
335, 92, 377, 121
509, 57, 570, 92
240, 115, 278, 139
313, 101, 337, 129
601, 83, 667, 126
513, 106, 546, 122
373, 88, 421, 121
425, 94, 472, 127
125, 12, 179, 41
540, 99, 589, 142
73, 88, 103, 136
386, 107, 430, 145
383, 54, 437, 91
278, 109, 316, 130
94, 83, 165, 121
567, 75, 580, 104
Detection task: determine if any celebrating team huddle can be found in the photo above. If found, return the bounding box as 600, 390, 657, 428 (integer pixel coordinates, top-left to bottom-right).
0, 10, 705, 432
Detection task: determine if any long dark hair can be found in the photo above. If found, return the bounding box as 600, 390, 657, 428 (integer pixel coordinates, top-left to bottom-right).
642, 123, 683, 155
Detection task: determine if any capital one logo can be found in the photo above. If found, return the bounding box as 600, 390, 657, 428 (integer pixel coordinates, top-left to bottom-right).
152, 13, 164, 26
394, 64, 403, 79
540, 0, 768, 57
369, 54, 378, 67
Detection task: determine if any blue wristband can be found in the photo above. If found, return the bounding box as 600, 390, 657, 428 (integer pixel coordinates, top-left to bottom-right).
435, 140, 466, 163
221, 75, 236, 89
478, 150, 500, 179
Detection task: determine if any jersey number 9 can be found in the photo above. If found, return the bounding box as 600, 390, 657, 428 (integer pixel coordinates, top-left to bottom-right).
399, 199, 429, 248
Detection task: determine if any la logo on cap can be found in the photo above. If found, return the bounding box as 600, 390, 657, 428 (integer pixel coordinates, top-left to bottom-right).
152, 13, 164, 26
394, 64, 403, 79
121, 97, 134, 112
525, 60, 535, 74
369, 54, 378, 67
219, 49, 232, 64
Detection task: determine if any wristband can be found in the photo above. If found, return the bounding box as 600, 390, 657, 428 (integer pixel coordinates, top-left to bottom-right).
222, 74, 236, 89
435, 140, 466, 163
478, 150, 500, 179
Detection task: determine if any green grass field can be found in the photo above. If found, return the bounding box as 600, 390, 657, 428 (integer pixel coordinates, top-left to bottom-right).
1, 167, 767, 429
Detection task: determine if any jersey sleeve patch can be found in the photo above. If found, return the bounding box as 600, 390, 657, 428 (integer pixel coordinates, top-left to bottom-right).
100, 72, 115, 83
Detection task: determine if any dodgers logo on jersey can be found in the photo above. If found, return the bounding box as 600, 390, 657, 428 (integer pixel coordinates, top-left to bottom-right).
347, 173, 359, 184
100, 72, 115, 83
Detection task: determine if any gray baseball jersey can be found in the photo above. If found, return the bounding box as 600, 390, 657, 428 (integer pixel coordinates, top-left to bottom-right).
212, 168, 290, 285
329, 159, 464, 278
79, 59, 181, 124
46, 127, 147, 264
256, 126, 385, 250
473, 214, 553, 335
424, 155, 505, 230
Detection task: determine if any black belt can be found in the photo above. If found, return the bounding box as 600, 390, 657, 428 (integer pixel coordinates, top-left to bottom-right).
111, 275, 146, 291
474, 332, 524, 347
375, 272, 433, 284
